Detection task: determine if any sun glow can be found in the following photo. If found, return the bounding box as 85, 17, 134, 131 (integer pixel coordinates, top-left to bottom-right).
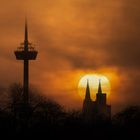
78, 74, 111, 100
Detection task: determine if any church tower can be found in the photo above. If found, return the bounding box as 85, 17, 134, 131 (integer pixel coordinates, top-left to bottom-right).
84, 80, 91, 102
82, 80, 93, 122
96, 80, 111, 119
96, 79, 107, 105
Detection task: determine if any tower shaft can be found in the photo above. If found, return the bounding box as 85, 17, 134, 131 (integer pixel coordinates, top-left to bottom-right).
23, 19, 29, 105
23, 59, 29, 105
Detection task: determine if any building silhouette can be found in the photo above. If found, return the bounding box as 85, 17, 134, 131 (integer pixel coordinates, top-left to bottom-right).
82, 80, 111, 122
14, 20, 38, 106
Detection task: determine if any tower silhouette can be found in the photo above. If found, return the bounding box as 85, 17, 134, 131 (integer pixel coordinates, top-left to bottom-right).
82, 79, 111, 122
85, 80, 91, 101
14, 20, 38, 105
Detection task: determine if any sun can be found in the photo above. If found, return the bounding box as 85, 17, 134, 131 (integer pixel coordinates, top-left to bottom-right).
78, 74, 111, 100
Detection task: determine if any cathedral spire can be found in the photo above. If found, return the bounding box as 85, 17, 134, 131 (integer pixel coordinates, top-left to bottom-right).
85, 79, 91, 100
98, 79, 102, 94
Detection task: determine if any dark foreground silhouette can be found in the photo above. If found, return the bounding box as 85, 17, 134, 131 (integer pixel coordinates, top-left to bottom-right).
0, 83, 139, 138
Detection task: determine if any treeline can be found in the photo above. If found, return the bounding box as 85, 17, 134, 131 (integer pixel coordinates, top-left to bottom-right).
0, 83, 140, 138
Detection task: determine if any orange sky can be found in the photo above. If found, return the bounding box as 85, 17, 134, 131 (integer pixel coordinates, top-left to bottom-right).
0, 0, 140, 113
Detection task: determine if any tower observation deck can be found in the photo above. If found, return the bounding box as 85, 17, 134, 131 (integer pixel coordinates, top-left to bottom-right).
14, 20, 38, 105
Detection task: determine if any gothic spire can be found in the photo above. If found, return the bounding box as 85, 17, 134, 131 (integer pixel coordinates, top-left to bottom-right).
85, 79, 91, 100
98, 79, 102, 94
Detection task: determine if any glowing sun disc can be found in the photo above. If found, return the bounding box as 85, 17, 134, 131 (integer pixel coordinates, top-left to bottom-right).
78, 74, 111, 100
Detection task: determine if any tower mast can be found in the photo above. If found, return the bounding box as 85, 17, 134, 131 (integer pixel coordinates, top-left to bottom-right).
15, 20, 38, 106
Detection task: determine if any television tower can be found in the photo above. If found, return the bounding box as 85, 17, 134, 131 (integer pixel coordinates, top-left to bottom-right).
14, 20, 38, 105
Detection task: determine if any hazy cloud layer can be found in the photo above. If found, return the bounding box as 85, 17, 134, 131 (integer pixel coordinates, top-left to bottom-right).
0, 0, 140, 113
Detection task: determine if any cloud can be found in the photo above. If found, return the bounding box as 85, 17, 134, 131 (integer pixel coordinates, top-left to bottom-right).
0, 0, 140, 113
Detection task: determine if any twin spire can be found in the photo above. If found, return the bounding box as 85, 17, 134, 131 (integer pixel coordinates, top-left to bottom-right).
85, 80, 91, 100
98, 79, 102, 94
85, 79, 103, 100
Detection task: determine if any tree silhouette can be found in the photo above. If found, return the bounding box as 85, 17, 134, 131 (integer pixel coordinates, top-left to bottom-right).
8, 83, 23, 116
0, 83, 140, 138
112, 106, 140, 128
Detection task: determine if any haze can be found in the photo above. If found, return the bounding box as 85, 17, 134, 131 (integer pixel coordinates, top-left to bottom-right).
0, 0, 140, 113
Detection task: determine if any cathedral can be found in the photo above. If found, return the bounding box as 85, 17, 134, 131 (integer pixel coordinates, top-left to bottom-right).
82, 80, 111, 122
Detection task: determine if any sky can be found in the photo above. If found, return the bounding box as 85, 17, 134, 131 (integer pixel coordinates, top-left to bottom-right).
0, 0, 140, 113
